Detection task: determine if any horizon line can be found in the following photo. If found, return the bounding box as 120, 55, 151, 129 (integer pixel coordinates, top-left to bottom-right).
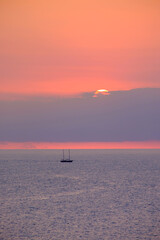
0, 141, 160, 149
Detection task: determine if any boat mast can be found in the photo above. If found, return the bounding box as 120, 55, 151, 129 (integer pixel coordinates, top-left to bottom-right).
63, 149, 64, 160
69, 149, 70, 160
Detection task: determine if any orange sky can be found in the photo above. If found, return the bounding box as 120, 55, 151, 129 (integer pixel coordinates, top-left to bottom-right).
0, 0, 160, 95
0, 1, 160, 149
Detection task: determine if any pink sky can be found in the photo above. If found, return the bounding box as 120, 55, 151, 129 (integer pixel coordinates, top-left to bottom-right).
0, 0, 160, 95
0, 1, 160, 148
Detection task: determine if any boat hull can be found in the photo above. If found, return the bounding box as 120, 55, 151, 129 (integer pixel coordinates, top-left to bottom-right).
60, 159, 73, 162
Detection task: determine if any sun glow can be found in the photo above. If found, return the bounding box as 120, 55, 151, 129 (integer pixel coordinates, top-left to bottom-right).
93, 89, 110, 97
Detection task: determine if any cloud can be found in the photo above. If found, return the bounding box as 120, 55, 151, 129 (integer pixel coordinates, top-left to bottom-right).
0, 88, 160, 142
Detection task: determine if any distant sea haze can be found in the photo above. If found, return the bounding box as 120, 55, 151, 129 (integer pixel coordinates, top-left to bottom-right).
0, 141, 160, 149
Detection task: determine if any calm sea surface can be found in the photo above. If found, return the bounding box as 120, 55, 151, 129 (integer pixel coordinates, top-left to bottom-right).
0, 149, 160, 240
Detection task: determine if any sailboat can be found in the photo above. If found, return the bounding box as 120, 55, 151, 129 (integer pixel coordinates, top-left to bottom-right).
60, 149, 73, 162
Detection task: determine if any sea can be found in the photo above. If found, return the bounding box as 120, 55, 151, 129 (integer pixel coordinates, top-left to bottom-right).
0, 149, 160, 240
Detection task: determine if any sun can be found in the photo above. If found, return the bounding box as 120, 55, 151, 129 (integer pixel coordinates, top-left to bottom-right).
93, 89, 110, 97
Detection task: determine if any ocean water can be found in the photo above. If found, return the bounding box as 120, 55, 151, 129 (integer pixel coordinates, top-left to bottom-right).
0, 149, 160, 240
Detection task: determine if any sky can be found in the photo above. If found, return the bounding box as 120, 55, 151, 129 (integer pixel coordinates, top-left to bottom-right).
0, 0, 160, 148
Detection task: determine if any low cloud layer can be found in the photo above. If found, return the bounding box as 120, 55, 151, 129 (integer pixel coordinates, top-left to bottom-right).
0, 88, 160, 142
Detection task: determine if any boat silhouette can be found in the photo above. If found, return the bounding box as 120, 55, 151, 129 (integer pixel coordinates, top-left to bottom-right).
60, 149, 73, 162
